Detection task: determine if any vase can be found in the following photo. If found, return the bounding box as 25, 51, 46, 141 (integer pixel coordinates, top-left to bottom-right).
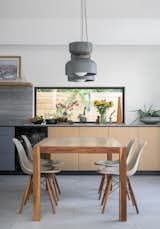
100, 112, 106, 124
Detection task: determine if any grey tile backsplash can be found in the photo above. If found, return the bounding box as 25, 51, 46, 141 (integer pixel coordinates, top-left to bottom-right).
0, 86, 33, 125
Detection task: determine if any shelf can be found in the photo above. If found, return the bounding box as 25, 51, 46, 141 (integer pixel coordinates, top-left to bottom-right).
0, 81, 33, 86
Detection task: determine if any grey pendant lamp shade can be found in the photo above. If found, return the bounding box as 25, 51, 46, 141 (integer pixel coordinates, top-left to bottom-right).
65, 0, 97, 82
66, 41, 97, 82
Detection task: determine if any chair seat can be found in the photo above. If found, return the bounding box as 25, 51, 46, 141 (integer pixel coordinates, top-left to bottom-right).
41, 166, 61, 174
98, 166, 119, 175
23, 160, 61, 175
98, 165, 138, 177
41, 159, 64, 167
95, 160, 119, 167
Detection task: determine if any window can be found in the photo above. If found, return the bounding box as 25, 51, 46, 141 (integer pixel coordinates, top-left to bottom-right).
35, 87, 125, 123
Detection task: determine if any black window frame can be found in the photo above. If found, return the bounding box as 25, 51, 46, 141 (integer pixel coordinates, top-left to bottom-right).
34, 87, 125, 123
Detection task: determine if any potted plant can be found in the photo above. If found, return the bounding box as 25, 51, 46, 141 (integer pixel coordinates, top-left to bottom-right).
30, 115, 44, 124
137, 105, 160, 124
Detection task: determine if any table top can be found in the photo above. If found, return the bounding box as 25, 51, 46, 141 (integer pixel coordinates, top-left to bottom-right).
36, 137, 124, 149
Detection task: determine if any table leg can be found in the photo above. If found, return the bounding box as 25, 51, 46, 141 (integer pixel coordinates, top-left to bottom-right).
32, 146, 41, 221
107, 152, 112, 189
119, 147, 127, 221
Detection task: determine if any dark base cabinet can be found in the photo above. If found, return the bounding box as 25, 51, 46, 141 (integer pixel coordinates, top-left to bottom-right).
0, 126, 47, 173
0, 127, 15, 171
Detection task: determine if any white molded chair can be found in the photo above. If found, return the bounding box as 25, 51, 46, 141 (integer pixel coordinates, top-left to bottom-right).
98, 140, 147, 214
96, 139, 136, 199
13, 138, 61, 215
21, 135, 62, 195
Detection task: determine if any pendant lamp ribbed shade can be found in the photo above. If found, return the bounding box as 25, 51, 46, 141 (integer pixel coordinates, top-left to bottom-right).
65, 41, 97, 82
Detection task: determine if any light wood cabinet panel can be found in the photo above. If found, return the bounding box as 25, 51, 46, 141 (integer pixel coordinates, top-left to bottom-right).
47, 126, 160, 171
78, 127, 109, 170
109, 127, 138, 144
48, 127, 79, 170
138, 127, 160, 171
108, 127, 138, 161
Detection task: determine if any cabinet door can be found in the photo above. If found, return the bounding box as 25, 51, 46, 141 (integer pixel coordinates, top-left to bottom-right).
78, 127, 109, 170
0, 127, 15, 171
109, 127, 138, 161
48, 127, 79, 170
138, 127, 160, 171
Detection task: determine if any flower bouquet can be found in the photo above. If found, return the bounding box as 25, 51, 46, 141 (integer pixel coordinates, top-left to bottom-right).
94, 100, 114, 123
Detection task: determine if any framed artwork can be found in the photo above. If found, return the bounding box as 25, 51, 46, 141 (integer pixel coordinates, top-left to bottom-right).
0, 56, 21, 80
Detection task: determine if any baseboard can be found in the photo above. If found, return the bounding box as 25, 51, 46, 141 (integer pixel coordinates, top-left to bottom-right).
59, 170, 160, 175
1, 170, 160, 175
136, 171, 160, 175
0, 171, 24, 175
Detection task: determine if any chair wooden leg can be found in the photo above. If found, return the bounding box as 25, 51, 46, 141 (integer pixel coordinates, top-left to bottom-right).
48, 175, 58, 206
127, 179, 135, 207
98, 174, 106, 200
53, 174, 61, 195
127, 178, 139, 214
24, 176, 33, 205
101, 175, 111, 206
18, 176, 32, 214
101, 177, 112, 214
52, 175, 59, 201
126, 189, 130, 201
46, 175, 56, 214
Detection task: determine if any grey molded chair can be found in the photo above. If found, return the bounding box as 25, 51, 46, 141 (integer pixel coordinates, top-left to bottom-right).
96, 138, 136, 199
21, 135, 62, 195
13, 138, 61, 214
21, 135, 62, 166
95, 138, 136, 166
98, 141, 147, 214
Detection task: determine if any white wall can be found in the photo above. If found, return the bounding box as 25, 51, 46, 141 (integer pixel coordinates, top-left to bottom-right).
0, 0, 160, 123
0, 45, 159, 123
1, 19, 160, 45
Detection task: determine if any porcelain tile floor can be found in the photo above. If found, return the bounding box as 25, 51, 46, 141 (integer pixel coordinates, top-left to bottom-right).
0, 175, 160, 229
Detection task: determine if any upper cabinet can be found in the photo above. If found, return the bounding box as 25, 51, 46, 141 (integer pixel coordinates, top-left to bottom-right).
0, 85, 33, 125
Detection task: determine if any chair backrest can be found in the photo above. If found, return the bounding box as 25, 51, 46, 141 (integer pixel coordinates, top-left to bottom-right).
21, 135, 33, 161
126, 138, 137, 165
12, 138, 33, 174
127, 140, 147, 176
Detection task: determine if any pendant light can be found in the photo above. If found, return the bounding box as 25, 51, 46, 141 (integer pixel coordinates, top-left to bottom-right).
65, 0, 97, 82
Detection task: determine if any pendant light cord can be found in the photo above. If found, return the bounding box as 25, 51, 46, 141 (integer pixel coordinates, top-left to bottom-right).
81, 0, 88, 41
84, 0, 88, 41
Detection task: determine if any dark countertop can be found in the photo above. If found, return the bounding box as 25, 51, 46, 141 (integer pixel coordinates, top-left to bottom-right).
0, 122, 160, 127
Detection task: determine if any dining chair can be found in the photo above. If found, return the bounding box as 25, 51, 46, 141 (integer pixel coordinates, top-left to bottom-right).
21, 135, 62, 196
95, 138, 136, 200
98, 140, 147, 214
13, 138, 61, 214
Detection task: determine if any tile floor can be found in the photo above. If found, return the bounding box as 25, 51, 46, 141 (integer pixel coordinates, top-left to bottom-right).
0, 175, 160, 229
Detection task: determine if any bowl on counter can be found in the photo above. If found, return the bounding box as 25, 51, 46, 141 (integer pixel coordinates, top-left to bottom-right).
30, 117, 44, 124
140, 116, 160, 124
31, 120, 43, 124
45, 119, 57, 124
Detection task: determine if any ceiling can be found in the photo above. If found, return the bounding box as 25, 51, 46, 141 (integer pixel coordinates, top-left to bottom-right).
0, 0, 160, 19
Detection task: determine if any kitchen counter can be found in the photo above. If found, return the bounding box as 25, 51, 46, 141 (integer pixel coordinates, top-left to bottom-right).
1, 123, 160, 173
0, 122, 160, 127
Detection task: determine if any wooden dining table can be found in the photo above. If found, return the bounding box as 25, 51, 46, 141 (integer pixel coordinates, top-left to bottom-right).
32, 137, 127, 222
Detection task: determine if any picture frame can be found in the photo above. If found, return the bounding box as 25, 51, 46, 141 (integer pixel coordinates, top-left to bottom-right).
0, 56, 21, 80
